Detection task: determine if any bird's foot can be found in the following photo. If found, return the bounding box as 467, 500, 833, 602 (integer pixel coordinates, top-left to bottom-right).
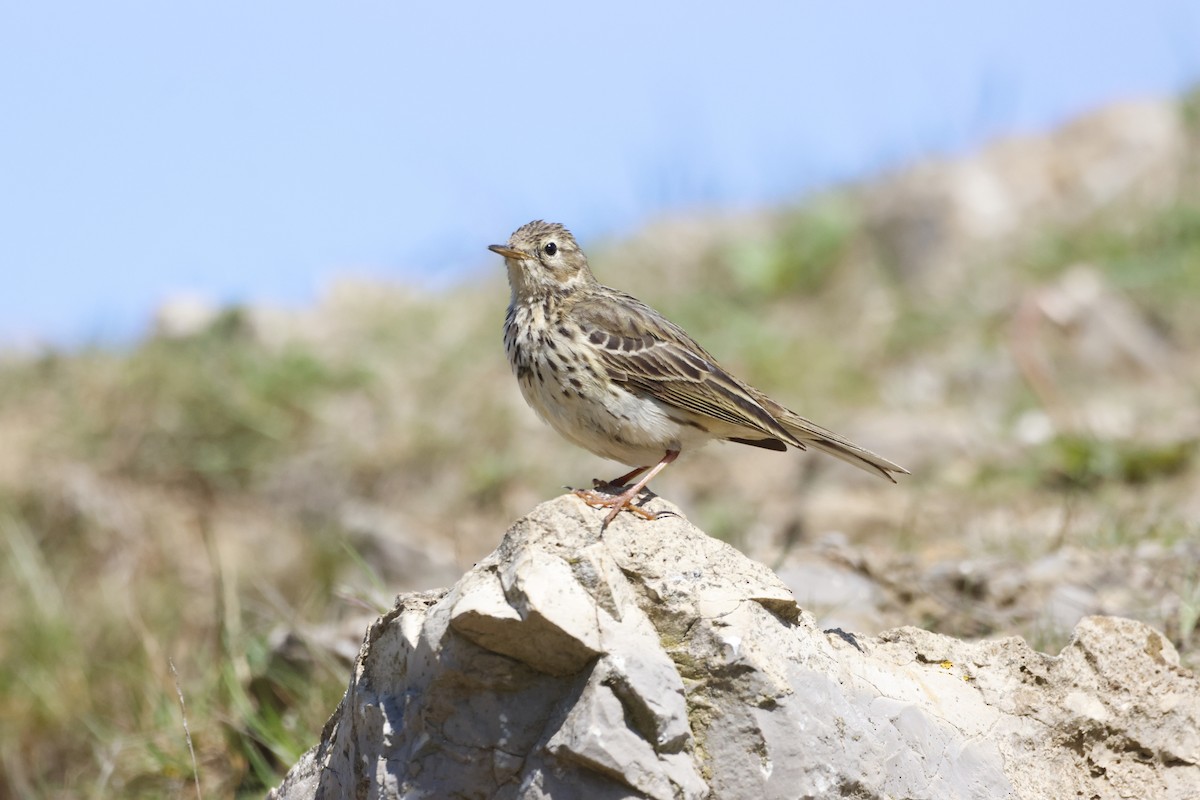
575, 452, 679, 529
572, 486, 658, 526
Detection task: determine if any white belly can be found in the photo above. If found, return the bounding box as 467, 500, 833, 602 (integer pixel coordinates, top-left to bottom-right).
518, 367, 713, 466
505, 303, 714, 467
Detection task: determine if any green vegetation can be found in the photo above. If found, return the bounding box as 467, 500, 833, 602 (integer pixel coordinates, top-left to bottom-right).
722, 197, 860, 298
75, 310, 369, 491
2, 96, 1199, 796
1036, 435, 1195, 489
1022, 200, 1200, 339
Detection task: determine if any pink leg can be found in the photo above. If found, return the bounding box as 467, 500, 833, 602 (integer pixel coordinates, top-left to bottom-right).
574, 450, 680, 527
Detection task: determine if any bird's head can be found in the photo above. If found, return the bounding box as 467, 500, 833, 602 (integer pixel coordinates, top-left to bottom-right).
489, 220, 597, 302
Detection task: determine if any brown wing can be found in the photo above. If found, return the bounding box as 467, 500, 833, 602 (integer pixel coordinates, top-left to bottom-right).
568, 289, 803, 447
570, 288, 910, 482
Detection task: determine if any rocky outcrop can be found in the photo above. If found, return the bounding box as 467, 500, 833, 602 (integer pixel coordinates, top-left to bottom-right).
269, 495, 1200, 800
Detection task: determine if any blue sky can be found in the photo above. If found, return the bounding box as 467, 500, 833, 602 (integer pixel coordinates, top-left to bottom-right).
2, 2, 1199, 345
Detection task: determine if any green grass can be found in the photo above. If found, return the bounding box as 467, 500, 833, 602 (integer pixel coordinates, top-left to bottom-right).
1019, 200, 1200, 338
68, 313, 369, 492
1176, 569, 1200, 653
3, 93, 1200, 797
0, 479, 360, 796
1033, 435, 1196, 490
720, 196, 860, 298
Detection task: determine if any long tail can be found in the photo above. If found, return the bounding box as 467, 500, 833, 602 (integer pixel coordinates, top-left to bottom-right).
800, 432, 907, 482
771, 404, 908, 482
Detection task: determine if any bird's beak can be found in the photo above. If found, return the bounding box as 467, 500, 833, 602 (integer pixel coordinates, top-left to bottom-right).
488, 244, 525, 260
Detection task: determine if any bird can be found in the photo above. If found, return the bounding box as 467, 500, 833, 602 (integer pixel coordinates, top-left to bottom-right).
488, 220, 907, 527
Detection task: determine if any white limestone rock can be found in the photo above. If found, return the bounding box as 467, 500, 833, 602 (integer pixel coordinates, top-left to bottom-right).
270, 494, 1200, 799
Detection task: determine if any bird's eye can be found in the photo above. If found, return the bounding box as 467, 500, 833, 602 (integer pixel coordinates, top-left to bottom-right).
543, 242, 558, 256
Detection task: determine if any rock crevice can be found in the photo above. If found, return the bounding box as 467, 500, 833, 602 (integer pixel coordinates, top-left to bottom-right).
270, 495, 1200, 799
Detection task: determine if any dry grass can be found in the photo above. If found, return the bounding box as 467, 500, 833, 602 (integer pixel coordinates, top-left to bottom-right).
2, 95, 1199, 796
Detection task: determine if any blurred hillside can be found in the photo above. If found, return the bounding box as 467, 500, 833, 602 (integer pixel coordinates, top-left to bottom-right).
2, 94, 1199, 797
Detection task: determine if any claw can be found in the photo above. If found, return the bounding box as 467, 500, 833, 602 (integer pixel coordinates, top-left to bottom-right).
572, 487, 657, 523
569, 450, 681, 530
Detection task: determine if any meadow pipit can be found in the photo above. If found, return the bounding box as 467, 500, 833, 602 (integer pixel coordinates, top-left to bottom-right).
489, 220, 907, 526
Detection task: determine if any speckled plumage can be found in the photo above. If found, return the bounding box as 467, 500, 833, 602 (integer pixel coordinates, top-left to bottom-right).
490, 220, 906, 524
